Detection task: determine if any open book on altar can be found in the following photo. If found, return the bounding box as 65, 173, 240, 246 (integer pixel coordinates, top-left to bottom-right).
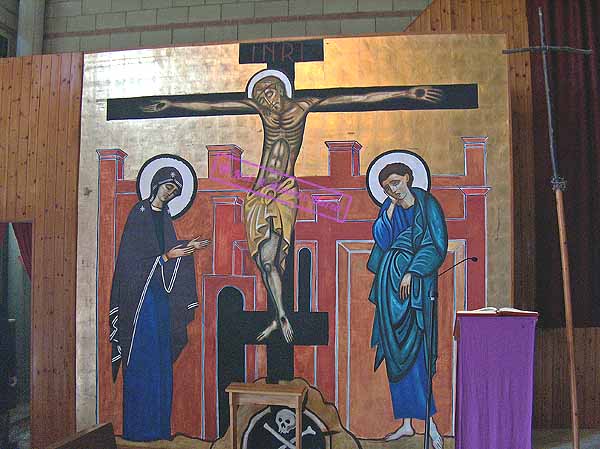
454, 308, 538, 339
457, 307, 539, 317
454, 306, 538, 449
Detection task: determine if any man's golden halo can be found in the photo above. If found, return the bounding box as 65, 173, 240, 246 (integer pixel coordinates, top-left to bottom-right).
366, 150, 431, 206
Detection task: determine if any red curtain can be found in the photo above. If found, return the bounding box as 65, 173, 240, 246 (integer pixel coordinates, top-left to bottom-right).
527, 1, 600, 326
11, 223, 32, 280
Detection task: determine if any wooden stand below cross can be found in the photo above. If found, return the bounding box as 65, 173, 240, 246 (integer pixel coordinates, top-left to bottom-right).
226, 382, 307, 449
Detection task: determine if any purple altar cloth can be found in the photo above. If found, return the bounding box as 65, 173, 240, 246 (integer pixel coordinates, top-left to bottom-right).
455, 314, 538, 449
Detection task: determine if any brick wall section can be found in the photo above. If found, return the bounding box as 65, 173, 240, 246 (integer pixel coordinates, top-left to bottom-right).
43, 0, 431, 53
0, 0, 18, 55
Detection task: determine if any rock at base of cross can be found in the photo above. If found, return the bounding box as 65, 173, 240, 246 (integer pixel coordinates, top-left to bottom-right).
116, 378, 455, 449
212, 378, 359, 449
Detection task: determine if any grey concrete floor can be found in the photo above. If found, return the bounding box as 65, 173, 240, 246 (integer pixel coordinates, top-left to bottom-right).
114, 430, 600, 449
532, 429, 600, 449
6, 413, 600, 449
7, 402, 29, 449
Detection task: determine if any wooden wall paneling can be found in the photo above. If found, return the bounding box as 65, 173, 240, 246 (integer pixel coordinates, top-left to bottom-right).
548, 330, 558, 425
44, 54, 62, 446
480, 0, 493, 31
429, 0, 441, 32
546, 329, 556, 426
449, 0, 459, 29
557, 330, 565, 424
471, 0, 483, 31
583, 328, 599, 427
545, 329, 562, 425
575, 328, 587, 427
54, 53, 72, 427
1, 51, 83, 449
0, 60, 10, 214
418, 6, 431, 32
533, 333, 544, 422
509, 0, 520, 34
64, 55, 82, 433
30, 54, 52, 449
537, 329, 546, 426
584, 329, 594, 427
539, 329, 551, 426
411, 9, 422, 31
594, 329, 600, 427
533, 327, 600, 428
552, 329, 566, 425
7, 58, 22, 221
493, 1, 505, 32
16, 56, 33, 220
26, 56, 43, 219
459, 0, 472, 31
439, 0, 451, 30
34, 54, 59, 447
592, 330, 600, 426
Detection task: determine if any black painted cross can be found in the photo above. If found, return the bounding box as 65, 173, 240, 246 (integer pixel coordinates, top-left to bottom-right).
238, 39, 324, 89
106, 39, 478, 120
216, 248, 327, 437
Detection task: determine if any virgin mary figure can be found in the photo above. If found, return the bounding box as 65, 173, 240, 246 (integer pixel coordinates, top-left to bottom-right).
109, 159, 209, 441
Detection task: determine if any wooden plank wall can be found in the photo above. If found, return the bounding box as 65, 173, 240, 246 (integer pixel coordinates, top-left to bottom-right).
534, 327, 600, 428
407, 0, 535, 310
0, 53, 83, 448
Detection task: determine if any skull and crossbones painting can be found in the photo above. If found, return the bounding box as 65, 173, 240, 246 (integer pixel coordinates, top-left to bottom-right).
242, 407, 328, 449
275, 409, 296, 435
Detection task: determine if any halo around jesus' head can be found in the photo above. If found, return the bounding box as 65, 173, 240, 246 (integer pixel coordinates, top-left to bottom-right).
366, 150, 431, 207
247, 69, 293, 99
136, 154, 198, 219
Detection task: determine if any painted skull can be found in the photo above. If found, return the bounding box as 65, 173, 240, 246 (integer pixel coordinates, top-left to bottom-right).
275, 409, 296, 434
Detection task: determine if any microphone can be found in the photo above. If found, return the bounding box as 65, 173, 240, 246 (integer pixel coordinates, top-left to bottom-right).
424, 255, 478, 449
430, 257, 478, 299
438, 256, 478, 277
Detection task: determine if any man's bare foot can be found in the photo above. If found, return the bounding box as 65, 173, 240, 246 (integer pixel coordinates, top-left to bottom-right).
429, 419, 443, 449
257, 320, 277, 342
279, 316, 294, 343
384, 420, 414, 441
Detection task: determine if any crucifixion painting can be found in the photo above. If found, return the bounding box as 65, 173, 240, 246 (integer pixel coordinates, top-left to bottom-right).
91, 35, 512, 444
107, 40, 478, 346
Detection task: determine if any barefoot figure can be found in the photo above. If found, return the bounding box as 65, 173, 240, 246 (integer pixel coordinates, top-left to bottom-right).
367, 160, 448, 448
143, 70, 442, 344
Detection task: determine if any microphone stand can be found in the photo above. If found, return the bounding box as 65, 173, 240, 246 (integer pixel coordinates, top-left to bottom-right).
423, 256, 477, 449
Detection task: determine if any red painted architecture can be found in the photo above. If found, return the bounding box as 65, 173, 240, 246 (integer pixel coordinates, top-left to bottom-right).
97, 137, 489, 440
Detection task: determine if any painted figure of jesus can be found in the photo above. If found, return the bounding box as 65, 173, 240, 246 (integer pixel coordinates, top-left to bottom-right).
142, 69, 442, 343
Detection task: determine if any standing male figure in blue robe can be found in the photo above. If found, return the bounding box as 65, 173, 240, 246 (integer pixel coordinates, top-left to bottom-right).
367, 162, 448, 449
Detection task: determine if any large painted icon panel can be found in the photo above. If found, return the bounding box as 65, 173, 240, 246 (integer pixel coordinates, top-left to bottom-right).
78, 33, 511, 446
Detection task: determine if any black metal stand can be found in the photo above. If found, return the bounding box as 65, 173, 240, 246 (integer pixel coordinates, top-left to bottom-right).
423, 289, 436, 449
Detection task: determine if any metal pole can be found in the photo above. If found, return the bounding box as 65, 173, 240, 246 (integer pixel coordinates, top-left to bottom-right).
423, 292, 435, 449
